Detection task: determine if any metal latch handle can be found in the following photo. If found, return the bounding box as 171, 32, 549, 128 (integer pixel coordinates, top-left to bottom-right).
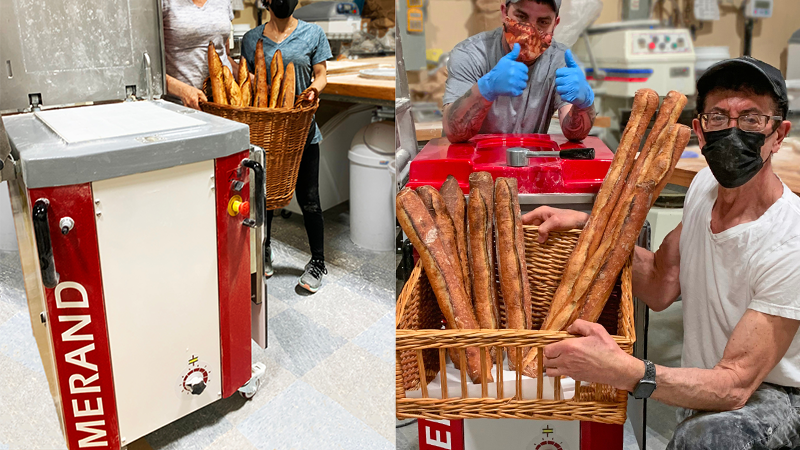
241, 154, 264, 227
32, 199, 59, 288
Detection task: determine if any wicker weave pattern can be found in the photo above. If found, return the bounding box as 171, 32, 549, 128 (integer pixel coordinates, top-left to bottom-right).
199, 81, 319, 209
395, 225, 635, 423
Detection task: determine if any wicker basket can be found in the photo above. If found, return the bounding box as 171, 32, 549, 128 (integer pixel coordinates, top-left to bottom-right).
396, 225, 635, 424
199, 80, 319, 210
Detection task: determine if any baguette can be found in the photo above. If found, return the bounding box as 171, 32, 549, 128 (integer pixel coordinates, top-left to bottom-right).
396, 188, 484, 383
579, 125, 691, 323
280, 62, 296, 109
440, 175, 470, 302
254, 40, 269, 108
223, 66, 242, 106
560, 124, 679, 327
238, 57, 249, 86
269, 50, 284, 108
541, 89, 658, 331
208, 42, 227, 105
652, 125, 692, 207
468, 172, 497, 317
241, 77, 252, 107
599, 91, 687, 237
416, 186, 468, 302
494, 178, 532, 374
468, 189, 499, 331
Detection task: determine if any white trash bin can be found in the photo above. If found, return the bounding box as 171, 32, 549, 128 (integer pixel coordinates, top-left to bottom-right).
348, 121, 395, 251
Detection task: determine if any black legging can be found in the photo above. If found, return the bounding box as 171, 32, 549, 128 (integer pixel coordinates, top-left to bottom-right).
265, 125, 324, 261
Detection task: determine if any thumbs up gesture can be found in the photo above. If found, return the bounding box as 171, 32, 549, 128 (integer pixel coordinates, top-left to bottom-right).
477, 43, 530, 102
555, 50, 594, 109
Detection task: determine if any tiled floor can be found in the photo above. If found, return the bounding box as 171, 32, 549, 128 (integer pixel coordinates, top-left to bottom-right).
0, 202, 395, 450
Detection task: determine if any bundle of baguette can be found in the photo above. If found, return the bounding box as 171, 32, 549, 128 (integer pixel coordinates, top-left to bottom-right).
207, 41, 306, 109
396, 173, 533, 384
520, 89, 691, 372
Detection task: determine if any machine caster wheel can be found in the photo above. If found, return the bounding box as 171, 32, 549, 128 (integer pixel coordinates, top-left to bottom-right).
237, 362, 266, 400
280, 209, 292, 219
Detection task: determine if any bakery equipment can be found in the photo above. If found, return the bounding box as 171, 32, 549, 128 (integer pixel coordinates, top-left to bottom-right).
419, 417, 629, 450
406, 134, 614, 212
294, 1, 361, 57
0, 0, 268, 448
574, 21, 696, 98
572, 20, 696, 147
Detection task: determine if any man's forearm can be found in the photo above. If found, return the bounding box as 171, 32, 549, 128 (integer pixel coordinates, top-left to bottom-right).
616, 355, 751, 411
560, 104, 596, 141
443, 84, 492, 143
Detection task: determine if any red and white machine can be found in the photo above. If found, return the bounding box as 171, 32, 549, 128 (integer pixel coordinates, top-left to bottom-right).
406, 133, 631, 449
0, 1, 267, 448
407, 134, 613, 212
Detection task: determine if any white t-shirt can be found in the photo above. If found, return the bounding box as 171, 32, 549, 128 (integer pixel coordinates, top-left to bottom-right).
162, 0, 234, 89
680, 167, 800, 387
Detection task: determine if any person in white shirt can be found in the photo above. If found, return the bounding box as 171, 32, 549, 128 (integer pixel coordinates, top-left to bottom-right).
523, 56, 800, 449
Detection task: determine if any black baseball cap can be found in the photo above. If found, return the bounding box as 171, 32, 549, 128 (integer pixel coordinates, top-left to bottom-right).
697, 56, 788, 119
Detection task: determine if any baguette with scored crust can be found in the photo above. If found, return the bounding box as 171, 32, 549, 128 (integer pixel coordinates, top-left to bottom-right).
254, 40, 269, 108
241, 77, 252, 107
208, 42, 227, 105
468, 172, 498, 316
579, 125, 691, 322
269, 50, 284, 108
541, 89, 658, 332
396, 188, 484, 383
280, 62, 296, 109
223, 66, 242, 106
494, 178, 532, 374
440, 175, 470, 301
468, 188, 500, 331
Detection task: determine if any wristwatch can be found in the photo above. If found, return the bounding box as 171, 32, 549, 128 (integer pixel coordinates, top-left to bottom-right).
632, 359, 656, 399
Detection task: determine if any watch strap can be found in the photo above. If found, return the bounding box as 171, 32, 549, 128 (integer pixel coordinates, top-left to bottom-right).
643, 359, 655, 382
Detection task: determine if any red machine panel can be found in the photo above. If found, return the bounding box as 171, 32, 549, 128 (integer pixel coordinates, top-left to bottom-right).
214, 150, 252, 398
407, 134, 613, 194
29, 185, 121, 450
419, 419, 465, 450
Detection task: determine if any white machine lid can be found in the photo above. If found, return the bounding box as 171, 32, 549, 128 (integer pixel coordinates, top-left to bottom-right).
35, 102, 205, 144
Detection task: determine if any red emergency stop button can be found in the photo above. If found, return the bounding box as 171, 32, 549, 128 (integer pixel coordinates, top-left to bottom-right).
648, 42, 656, 50
227, 195, 250, 217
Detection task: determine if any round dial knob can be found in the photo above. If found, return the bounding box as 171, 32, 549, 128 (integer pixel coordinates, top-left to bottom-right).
185, 371, 207, 395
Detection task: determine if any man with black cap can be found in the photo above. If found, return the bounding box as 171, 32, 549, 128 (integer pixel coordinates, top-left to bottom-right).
520, 57, 800, 448
442, 0, 596, 143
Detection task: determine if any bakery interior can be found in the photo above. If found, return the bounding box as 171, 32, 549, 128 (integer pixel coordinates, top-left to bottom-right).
395, 0, 800, 449
0, 0, 396, 449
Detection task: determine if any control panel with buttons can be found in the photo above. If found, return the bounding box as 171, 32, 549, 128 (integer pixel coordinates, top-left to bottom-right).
632, 31, 690, 55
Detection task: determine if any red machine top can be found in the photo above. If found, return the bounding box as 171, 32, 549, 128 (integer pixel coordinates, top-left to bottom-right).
407, 134, 613, 194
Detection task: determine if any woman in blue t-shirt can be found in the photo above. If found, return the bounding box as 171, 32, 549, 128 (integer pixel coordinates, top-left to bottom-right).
241, 0, 332, 293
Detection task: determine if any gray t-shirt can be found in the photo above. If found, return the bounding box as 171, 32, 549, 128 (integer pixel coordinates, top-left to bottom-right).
163, 0, 234, 89
443, 27, 570, 135
241, 21, 332, 144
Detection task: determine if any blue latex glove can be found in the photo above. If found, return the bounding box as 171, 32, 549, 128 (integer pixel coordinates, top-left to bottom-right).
555, 50, 594, 109
477, 43, 529, 102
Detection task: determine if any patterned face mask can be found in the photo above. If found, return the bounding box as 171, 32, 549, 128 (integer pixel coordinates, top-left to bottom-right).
503, 16, 553, 64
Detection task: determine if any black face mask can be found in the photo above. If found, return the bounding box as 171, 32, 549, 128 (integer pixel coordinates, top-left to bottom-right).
701, 127, 767, 189
269, 0, 297, 19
